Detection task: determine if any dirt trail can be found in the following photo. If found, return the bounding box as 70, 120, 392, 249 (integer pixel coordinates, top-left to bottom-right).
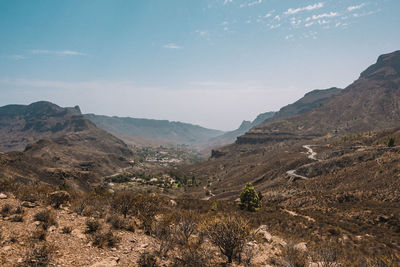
283, 209, 316, 222
286, 145, 317, 181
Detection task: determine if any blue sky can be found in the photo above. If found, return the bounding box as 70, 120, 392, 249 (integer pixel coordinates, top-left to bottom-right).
0, 0, 399, 130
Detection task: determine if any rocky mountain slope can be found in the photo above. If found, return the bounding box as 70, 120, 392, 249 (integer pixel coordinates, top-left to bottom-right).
205, 111, 275, 149
238, 51, 400, 144
0, 101, 133, 188
179, 50, 400, 200
84, 114, 224, 146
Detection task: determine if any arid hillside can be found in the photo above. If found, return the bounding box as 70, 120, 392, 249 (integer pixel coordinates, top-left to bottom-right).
238, 51, 400, 145
0, 101, 133, 189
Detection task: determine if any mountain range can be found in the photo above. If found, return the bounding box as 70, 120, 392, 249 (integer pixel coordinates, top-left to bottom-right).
182, 50, 400, 198
84, 113, 224, 147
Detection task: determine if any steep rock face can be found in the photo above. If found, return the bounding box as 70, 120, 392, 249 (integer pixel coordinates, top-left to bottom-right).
238, 50, 400, 144
0, 101, 133, 188
0, 101, 88, 151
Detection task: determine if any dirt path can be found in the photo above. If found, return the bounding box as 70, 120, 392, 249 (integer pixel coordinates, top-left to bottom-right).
286, 170, 309, 181
286, 145, 318, 181
303, 145, 317, 160
283, 209, 316, 222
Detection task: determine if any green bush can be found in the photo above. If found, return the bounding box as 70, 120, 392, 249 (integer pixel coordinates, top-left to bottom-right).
239, 183, 260, 212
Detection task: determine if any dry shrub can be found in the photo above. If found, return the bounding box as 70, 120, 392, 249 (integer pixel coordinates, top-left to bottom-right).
85, 218, 102, 234
138, 251, 158, 267
362, 254, 399, 267
32, 229, 47, 242
0, 178, 17, 193
10, 214, 24, 222
20, 244, 55, 267
1, 204, 12, 216
91, 231, 120, 248
111, 190, 136, 218
173, 242, 209, 267
174, 210, 198, 246
242, 245, 257, 267
311, 245, 342, 267
16, 183, 53, 204
71, 192, 110, 218
280, 242, 308, 267
107, 215, 126, 229
61, 226, 72, 234
33, 210, 57, 230
107, 215, 135, 232
13, 205, 24, 214
135, 194, 165, 234
153, 213, 175, 257
48, 190, 70, 209
205, 215, 250, 264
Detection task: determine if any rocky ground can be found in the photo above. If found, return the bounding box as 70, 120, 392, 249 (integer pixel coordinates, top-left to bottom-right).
0, 192, 302, 266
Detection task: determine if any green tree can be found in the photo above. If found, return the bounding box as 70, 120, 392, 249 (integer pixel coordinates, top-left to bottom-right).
239, 183, 260, 212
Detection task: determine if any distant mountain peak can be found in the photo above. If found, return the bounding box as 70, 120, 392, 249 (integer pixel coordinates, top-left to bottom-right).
238, 120, 252, 130
360, 50, 400, 79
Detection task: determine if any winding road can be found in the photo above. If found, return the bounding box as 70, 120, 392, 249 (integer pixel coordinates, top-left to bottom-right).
286, 145, 317, 181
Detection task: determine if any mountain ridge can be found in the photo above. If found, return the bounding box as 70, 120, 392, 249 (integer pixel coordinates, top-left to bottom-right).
84, 113, 224, 146
237, 50, 400, 145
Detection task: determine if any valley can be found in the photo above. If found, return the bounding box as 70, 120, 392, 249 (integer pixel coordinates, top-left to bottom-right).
0, 50, 400, 265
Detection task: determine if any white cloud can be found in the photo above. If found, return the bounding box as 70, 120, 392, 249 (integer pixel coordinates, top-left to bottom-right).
285, 34, 294, 40
240, 0, 262, 8
290, 17, 302, 27
318, 19, 330, 25
305, 22, 314, 27
195, 30, 209, 38
9, 55, 26, 60
31, 49, 86, 56
270, 24, 281, 29
311, 12, 339, 20
284, 3, 323, 15
223, 0, 232, 5
274, 15, 280, 21
163, 43, 182, 49
352, 9, 380, 18
347, 4, 365, 12
248, 0, 262, 7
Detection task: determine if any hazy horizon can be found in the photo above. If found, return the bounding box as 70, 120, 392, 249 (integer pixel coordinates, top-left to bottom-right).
1, 0, 399, 131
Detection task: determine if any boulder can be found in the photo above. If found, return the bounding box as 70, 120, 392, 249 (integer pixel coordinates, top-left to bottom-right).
294, 242, 307, 252
169, 199, 177, 206
0, 193, 7, 199
255, 225, 273, 242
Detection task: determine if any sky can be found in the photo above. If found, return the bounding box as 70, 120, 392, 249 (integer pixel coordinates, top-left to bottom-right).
0, 0, 399, 131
